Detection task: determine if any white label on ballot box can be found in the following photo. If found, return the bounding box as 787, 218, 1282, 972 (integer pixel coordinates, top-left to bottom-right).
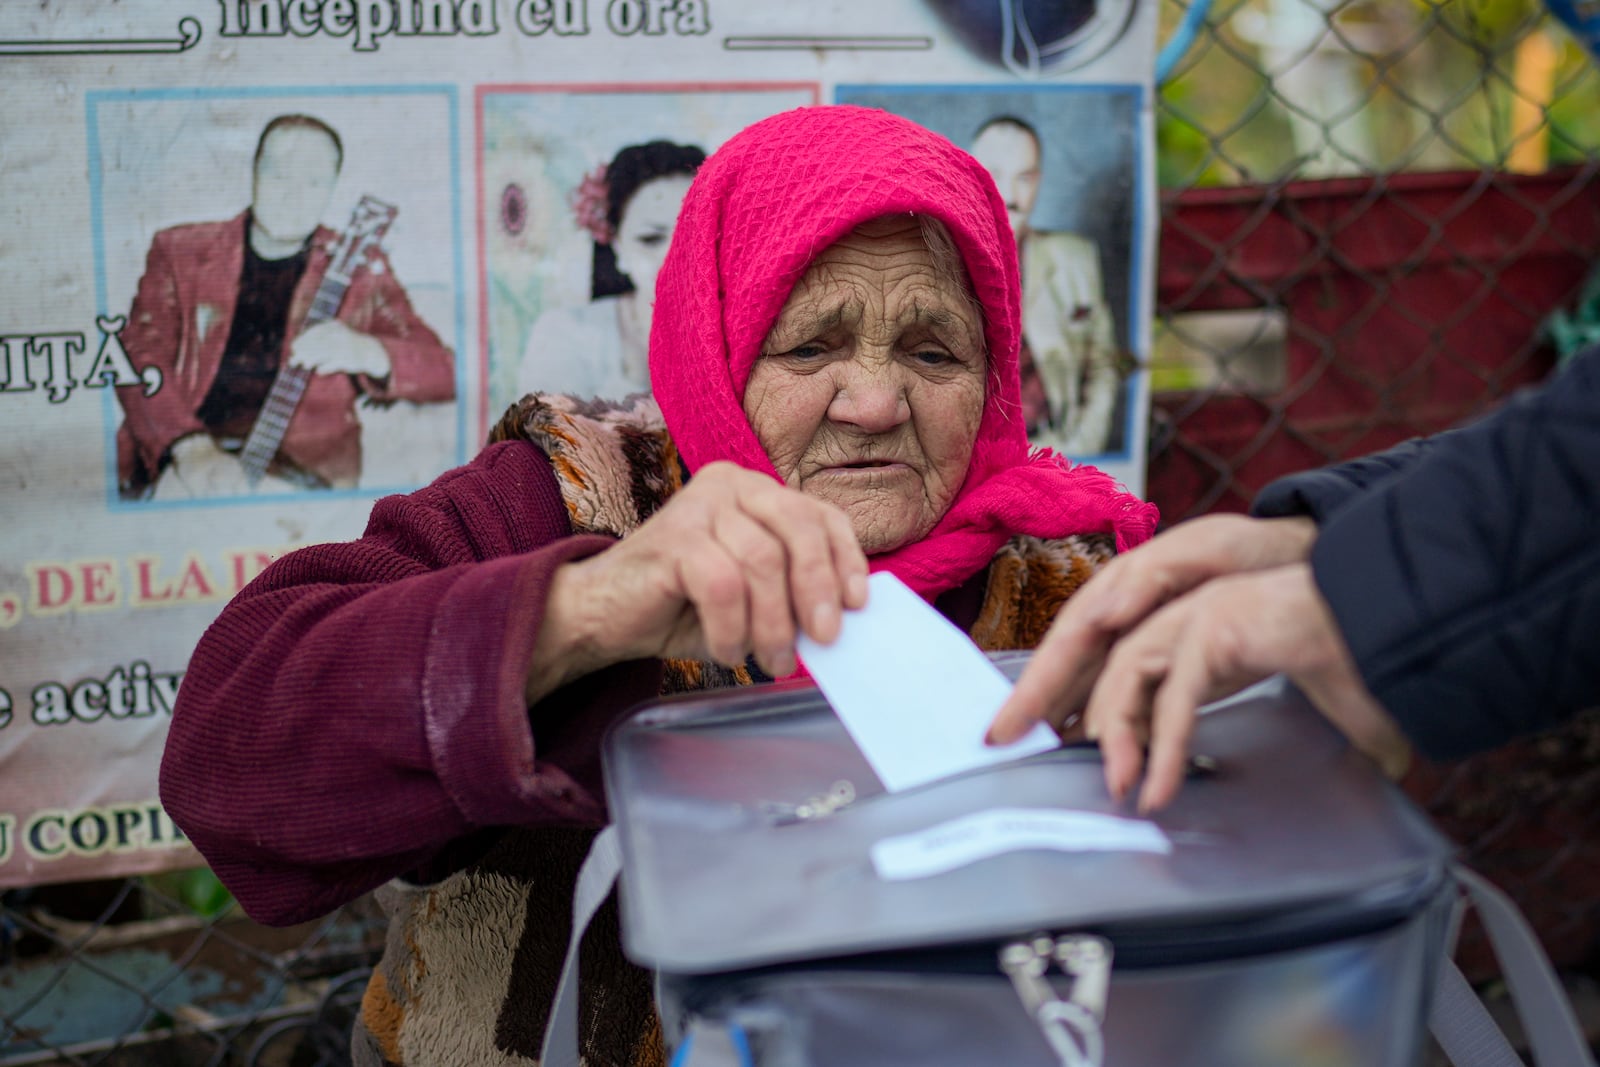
872, 807, 1172, 881
796, 572, 1059, 793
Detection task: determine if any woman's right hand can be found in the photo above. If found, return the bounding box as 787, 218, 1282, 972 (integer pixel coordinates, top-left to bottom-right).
526, 461, 869, 703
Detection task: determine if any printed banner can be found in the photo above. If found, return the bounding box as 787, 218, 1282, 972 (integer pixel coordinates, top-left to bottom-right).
0, 0, 1156, 886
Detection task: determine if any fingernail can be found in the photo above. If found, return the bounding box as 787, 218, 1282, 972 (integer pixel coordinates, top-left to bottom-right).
847, 573, 868, 607
812, 602, 839, 643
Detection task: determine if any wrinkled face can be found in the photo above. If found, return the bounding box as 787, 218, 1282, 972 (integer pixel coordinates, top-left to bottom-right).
251, 126, 341, 248
613, 174, 693, 302
971, 121, 1041, 241
742, 216, 987, 554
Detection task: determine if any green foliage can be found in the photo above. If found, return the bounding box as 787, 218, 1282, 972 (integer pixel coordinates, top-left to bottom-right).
1425, 0, 1543, 44
144, 866, 236, 919
1545, 40, 1600, 164
1543, 263, 1600, 365
1157, 80, 1231, 188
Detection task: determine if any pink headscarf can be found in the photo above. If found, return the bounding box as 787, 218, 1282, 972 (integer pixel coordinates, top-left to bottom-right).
649, 105, 1156, 600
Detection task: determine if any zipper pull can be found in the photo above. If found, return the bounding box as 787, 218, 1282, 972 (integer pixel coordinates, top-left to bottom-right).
1054, 935, 1111, 1018
759, 780, 856, 825
999, 935, 1059, 1016
999, 933, 1112, 1067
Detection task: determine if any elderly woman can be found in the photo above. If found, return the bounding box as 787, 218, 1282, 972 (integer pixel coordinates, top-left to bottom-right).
161, 106, 1156, 1067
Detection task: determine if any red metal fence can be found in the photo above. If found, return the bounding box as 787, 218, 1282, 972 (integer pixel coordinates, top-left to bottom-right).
1150, 163, 1600, 518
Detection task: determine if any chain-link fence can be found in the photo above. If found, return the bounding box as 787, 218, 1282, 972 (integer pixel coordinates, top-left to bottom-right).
1, 873, 382, 1065
8, 1, 1600, 1062
1147, 0, 1600, 1039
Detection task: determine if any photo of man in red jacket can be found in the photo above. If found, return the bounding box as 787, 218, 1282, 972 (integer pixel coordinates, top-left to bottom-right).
114, 113, 457, 500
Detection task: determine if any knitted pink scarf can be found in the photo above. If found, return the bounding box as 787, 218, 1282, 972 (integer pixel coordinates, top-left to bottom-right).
649, 105, 1157, 600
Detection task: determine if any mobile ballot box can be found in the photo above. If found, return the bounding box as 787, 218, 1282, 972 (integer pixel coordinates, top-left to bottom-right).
542, 655, 1591, 1067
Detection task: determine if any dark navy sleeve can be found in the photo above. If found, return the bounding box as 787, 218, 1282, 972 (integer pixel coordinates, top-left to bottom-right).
1307, 347, 1600, 760
1252, 438, 1440, 522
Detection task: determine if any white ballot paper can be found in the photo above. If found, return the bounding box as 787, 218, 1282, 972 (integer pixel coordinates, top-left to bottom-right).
796, 572, 1059, 793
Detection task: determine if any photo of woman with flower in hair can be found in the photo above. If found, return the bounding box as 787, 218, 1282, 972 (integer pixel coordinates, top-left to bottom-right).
516, 141, 704, 400
477, 86, 818, 419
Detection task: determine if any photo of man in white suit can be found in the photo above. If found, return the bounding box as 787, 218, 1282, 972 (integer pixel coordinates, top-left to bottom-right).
972, 115, 1121, 455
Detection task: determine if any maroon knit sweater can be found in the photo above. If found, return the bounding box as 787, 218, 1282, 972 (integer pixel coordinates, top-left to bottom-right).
159, 441, 664, 926
163, 437, 989, 927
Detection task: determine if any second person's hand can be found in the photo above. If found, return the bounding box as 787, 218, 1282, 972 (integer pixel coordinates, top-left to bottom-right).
987, 514, 1317, 747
